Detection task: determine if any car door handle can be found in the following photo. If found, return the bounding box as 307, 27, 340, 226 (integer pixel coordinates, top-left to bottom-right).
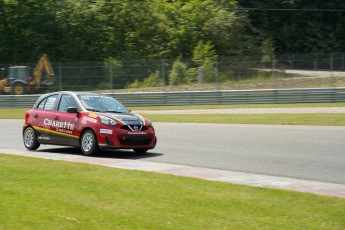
54, 116, 59, 120
34, 114, 38, 118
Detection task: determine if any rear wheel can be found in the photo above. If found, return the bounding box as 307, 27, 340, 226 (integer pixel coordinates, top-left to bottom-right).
23, 127, 40, 150
13, 82, 26, 95
133, 148, 148, 154
80, 130, 99, 156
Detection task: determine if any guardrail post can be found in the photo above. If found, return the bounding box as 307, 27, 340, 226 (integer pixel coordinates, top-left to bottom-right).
161, 60, 166, 88
271, 57, 276, 87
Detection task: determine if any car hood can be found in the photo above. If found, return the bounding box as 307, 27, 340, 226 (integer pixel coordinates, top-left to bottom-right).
103, 113, 144, 124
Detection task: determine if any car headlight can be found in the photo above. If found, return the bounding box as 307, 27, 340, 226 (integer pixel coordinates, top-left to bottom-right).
146, 118, 152, 126
99, 115, 117, 126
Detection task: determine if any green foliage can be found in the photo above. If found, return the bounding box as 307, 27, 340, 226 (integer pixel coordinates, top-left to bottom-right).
1, 0, 344, 75
0, 0, 261, 64
193, 41, 217, 83
193, 41, 217, 64
237, 0, 345, 54
127, 71, 163, 88
261, 39, 275, 64
185, 67, 198, 84
203, 9, 261, 56
126, 79, 141, 89
168, 58, 188, 86
142, 71, 163, 87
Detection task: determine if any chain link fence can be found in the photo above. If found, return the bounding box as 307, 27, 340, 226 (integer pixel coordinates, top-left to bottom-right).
1, 53, 345, 94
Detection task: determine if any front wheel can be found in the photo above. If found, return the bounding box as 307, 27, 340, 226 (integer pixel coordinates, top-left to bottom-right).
13, 82, 26, 95
23, 127, 40, 150
80, 130, 99, 156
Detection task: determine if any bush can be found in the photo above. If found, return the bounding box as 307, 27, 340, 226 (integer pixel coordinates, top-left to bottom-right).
168, 58, 187, 86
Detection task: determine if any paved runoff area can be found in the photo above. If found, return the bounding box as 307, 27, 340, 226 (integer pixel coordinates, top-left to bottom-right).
2, 148, 345, 199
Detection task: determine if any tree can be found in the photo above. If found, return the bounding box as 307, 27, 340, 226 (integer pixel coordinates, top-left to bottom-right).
168, 58, 187, 86
193, 41, 217, 83
203, 9, 262, 56
237, 0, 345, 54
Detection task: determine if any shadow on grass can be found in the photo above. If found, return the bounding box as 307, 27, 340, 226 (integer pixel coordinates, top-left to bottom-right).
37, 146, 163, 160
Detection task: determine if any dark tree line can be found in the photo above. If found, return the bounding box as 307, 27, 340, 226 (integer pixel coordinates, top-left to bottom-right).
237, 0, 345, 54
0, 0, 344, 64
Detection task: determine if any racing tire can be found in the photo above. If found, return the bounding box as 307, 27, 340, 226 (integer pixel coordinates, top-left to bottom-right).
133, 148, 148, 154
80, 130, 99, 156
13, 82, 26, 95
23, 127, 40, 150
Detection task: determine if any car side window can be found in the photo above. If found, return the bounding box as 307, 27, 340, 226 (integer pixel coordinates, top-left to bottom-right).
37, 95, 58, 111
58, 94, 78, 112
37, 98, 47, 109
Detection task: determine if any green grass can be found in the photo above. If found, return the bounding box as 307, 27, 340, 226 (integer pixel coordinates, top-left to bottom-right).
128, 102, 345, 110
145, 113, 345, 126
1, 154, 344, 230
0, 108, 28, 119
1, 104, 345, 126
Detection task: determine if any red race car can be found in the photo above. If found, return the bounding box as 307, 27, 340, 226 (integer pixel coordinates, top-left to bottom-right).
23, 91, 157, 156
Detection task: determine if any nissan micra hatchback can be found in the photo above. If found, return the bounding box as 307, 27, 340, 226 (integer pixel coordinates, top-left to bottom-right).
23, 91, 157, 156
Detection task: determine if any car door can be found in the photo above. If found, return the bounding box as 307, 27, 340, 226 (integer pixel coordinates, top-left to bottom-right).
50, 94, 80, 146
30, 94, 59, 142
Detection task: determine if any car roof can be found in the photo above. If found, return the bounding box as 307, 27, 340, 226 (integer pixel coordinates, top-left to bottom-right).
35, 91, 105, 104
33, 91, 112, 109
40, 91, 103, 97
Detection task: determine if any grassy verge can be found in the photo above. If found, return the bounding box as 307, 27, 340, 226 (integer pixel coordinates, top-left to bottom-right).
128, 102, 345, 110
1, 105, 345, 126
144, 113, 345, 126
0, 108, 28, 119
1, 154, 344, 230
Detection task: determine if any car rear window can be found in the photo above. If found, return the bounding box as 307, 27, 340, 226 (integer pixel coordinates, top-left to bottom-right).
37, 94, 58, 110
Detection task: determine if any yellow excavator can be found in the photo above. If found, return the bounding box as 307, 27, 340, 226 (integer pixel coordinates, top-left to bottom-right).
0, 54, 55, 95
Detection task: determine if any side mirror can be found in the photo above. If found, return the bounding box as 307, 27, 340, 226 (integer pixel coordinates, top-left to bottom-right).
67, 107, 78, 113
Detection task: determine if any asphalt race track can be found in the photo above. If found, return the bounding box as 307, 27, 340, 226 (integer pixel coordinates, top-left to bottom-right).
1, 119, 345, 186
153, 122, 345, 185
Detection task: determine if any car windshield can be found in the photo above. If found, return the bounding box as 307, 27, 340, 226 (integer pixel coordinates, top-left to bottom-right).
77, 94, 130, 114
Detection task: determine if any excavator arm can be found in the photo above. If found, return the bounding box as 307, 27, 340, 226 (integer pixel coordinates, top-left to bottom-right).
32, 54, 55, 90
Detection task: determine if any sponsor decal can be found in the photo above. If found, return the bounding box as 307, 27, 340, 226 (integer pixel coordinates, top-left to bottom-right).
100, 129, 113, 134
44, 118, 75, 130
80, 95, 107, 99
56, 128, 73, 134
135, 114, 147, 126
81, 116, 98, 125
38, 136, 51, 140
89, 113, 98, 118
115, 118, 126, 125
33, 125, 79, 139
127, 132, 147, 135
126, 120, 141, 125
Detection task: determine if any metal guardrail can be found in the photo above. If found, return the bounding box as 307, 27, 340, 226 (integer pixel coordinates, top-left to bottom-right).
0, 88, 345, 108
0, 94, 41, 108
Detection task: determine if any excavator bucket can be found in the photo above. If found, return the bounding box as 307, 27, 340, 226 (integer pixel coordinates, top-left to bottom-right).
33, 54, 55, 88
41, 77, 55, 86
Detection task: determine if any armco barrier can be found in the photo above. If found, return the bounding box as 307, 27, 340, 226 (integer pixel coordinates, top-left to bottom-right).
0, 88, 345, 108
0, 94, 40, 108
